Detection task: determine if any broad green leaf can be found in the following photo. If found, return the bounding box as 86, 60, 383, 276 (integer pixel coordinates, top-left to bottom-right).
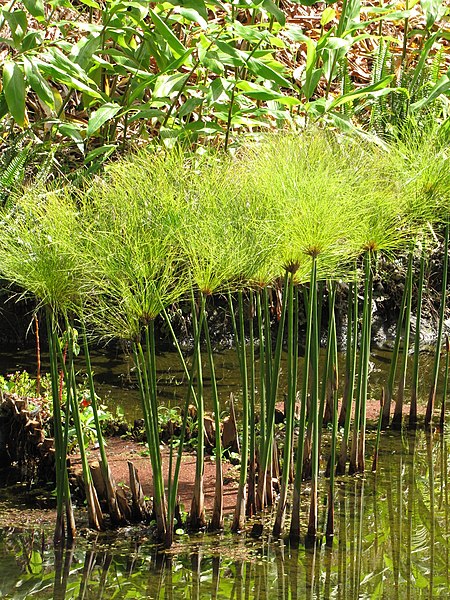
236, 80, 300, 105
44, 47, 96, 81
262, 0, 286, 25
58, 122, 85, 153
21, 31, 44, 52
247, 57, 292, 88
177, 7, 208, 28
3, 10, 28, 46
153, 73, 190, 98
87, 103, 122, 137
321, 7, 336, 26
150, 9, 187, 58
70, 33, 102, 69
178, 97, 203, 118
2, 61, 27, 127
285, 26, 310, 43
85, 144, 117, 163
23, 0, 45, 19
128, 108, 165, 122
28, 550, 43, 575
329, 75, 398, 108
36, 59, 103, 99
215, 40, 245, 66
23, 58, 55, 108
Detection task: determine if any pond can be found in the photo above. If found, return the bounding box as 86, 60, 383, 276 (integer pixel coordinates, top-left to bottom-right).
1, 432, 450, 597
0, 348, 449, 598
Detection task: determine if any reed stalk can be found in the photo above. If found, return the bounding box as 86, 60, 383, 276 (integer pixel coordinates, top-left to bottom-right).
65, 329, 104, 531
409, 246, 425, 429
391, 251, 413, 429
326, 287, 338, 541
372, 389, 385, 472
203, 308, 224, 530
256, 275, 288, 513
425, 224, 449, 426
357, 251, 374, 473
47, 309, 74, 544
382, 262, 408, 429
273, 269, 296, 536
337, 273, 358, 475
80, 319, 126, 526
307, 255, 320, 539
246, 288, 257, 518
439, 335, 450, 430
190, 292, 207, 530
133, 330, 167, 541
231, 291, 249, 533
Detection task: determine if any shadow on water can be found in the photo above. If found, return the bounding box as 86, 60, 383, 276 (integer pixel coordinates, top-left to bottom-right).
1, 429, 450, 598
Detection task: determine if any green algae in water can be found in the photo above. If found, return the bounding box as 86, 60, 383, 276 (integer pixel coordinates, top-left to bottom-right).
1, 430, 450, 599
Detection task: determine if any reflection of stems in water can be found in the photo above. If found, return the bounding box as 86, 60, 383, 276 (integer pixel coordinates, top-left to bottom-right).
323, 543, 333, 598
305, 542, 317, 600
385, 445, 401, 599
231, 558, 243, 600
337, 485, 347, 597
426, 433, 435, 599
410, 247, 425, 429
191, 549, 202, 600
274, 542, 285, 598
211, 556, 220, 600
78, 550, 97, 600
98, 553, 112, 600
406, 431, 417, 599
53, 545, 74, 600
439, 335, 450, 430
244, 560, 253, 600
288, 544, 300, 600
426, 224, 449, 427
354, 479, 364, 599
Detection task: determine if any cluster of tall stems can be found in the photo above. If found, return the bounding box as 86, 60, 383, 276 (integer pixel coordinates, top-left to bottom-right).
0, 127, 448, 546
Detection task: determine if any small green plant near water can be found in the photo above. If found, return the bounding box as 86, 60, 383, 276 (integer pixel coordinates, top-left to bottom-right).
0, 370, 51, 400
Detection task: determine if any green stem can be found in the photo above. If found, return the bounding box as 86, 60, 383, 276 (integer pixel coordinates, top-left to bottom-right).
392, 251, 413, 429
231, 290, 249, 533
426, 224, 449, 426
273, 271, 295, 536
307, 255, 319, 539
409, 246, 425, 429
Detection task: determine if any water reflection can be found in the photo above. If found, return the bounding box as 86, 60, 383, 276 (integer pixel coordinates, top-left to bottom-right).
1, 430, 450, 599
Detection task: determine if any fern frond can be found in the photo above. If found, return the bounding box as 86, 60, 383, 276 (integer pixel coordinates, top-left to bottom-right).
0, 144, 30, 206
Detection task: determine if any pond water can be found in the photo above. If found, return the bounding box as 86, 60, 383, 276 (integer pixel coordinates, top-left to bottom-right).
1, 347, 449, 598
1, 429, 450, 599
0, 345, 442, 423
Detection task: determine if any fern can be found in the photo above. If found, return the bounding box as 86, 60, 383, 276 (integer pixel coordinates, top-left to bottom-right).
0, 143, 30, 206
